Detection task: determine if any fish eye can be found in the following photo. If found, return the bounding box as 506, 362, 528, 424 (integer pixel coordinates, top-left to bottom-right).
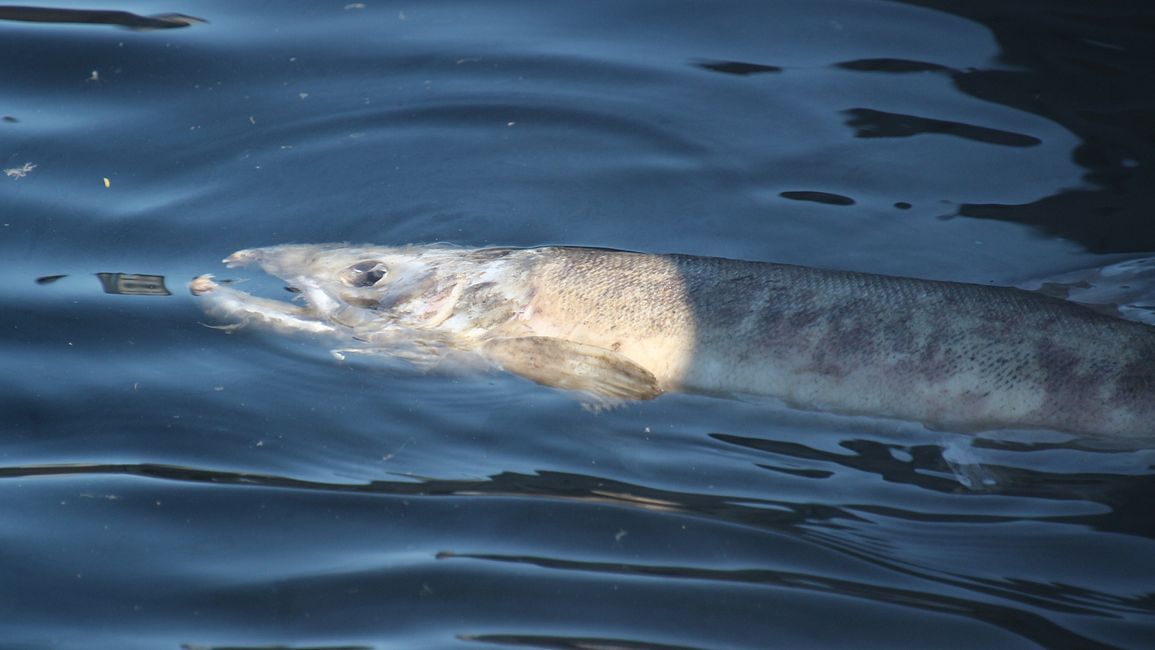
340, 260, 388, 287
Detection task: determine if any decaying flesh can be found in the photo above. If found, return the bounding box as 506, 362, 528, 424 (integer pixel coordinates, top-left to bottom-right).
190, 244, 1155, 437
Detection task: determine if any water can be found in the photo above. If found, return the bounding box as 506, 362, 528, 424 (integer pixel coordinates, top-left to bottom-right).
2, 1, 1154, 649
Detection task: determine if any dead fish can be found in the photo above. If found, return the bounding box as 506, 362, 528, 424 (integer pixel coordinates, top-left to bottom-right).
190, 244, 1155, 437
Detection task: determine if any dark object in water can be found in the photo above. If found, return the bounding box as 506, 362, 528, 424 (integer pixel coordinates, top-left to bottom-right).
0, 5, 205, 30
96, 272, 171, 296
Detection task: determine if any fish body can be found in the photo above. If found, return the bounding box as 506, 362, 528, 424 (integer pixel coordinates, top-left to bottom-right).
191, 244, 1155, 437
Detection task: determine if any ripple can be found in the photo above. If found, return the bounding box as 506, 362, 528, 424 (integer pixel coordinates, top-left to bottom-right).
692, 60, 783, 76
779, 190, 857, 206
844, 107, 1043, 147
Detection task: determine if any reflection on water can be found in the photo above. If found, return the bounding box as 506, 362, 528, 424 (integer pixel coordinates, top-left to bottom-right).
34, 272, 172, 296
835, 57, 955, 74
779, 190, 857, 206
462, 632, 701, 649
5, 447, 1150, 648
0, 5, 205, 30
897, 0, 1155, 252
95, 272, 171, 296
181, 645, 370, 650
693, 60, 783, 76
843, 107, 1042, 147
1023, 257, 1155, 325
444, 551, 1106, 649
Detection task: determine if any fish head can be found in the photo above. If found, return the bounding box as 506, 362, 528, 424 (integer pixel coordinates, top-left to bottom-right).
223, 243, 470, 330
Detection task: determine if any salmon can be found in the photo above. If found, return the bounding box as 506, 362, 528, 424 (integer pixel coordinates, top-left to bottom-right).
191, 244, 1155, 437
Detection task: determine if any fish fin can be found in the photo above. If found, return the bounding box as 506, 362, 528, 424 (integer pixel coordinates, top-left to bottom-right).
482, 336, 662, 401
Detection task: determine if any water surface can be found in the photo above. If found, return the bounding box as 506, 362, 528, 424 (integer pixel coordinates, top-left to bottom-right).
2, 1, 1154, 649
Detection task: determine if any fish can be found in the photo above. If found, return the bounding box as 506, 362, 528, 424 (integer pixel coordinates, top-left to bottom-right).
189, 243, 1155, 437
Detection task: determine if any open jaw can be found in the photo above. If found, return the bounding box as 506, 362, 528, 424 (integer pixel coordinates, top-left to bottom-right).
188, 246, 351, 337
189, 273, 340, 336
188, 244, 466, 362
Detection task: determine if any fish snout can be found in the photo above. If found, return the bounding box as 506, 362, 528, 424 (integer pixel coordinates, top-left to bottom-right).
223, 249, 260, 268
223, 243, 352, 277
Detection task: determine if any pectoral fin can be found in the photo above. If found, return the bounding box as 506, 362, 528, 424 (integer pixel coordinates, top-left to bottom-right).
482, 336, 662, 401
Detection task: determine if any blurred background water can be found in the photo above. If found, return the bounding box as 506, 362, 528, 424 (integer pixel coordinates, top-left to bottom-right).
2, 1, 1154, 649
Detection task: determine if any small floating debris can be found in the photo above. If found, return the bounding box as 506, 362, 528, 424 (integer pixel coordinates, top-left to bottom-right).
4, 162, 36, 179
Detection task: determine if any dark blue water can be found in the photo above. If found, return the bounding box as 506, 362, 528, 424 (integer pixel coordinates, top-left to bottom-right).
3, 1, 1154, 649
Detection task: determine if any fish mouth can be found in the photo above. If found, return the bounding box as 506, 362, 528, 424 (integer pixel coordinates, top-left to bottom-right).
197, 243, 487, 336
219, 247, 315, 298
190, 247, 377, 336
222, 248, 259, 268
187, 249, 273, 297
221, 243, 350, 275
194, 246, 339, 318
